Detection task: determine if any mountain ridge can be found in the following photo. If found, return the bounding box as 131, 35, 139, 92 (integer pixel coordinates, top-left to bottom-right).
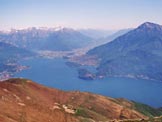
1, 78, 161, 122
86, 22, 162, 81
138, 22, 162, 30
0, 27, 93, 51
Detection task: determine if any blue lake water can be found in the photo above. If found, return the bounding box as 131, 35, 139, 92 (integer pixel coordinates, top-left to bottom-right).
15, 57, 162, 108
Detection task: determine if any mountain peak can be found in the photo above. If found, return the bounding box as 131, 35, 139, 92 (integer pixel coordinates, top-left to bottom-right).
137, 22, 162, 31
142, 22, 156, 26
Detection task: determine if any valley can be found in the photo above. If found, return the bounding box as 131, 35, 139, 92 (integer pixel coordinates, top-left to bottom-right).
1, 0, 162, 121
1, 22, 162, 109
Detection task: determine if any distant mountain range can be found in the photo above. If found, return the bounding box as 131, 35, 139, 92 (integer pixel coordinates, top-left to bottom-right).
103, 28, 132, 42
94, 28, 132, 46
1, 23, 162, 122
0, 26, 133, 80
0, 27, 133, 53
1, 78, 162, 122
2, 22, 162, 82
87, 22, 162, 81
0, 27, 93, 51
78, 29, 115, 39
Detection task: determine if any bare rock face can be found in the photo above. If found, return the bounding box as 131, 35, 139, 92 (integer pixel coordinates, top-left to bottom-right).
0, 78, 157, 122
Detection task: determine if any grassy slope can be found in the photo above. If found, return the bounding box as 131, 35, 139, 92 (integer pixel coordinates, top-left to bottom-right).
0, 78, 161, 122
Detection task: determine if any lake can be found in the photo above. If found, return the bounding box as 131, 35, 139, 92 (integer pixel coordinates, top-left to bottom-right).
15, 57, 162, 108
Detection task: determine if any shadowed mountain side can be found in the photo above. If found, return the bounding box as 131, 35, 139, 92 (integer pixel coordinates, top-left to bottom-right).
87, 22, 162, 81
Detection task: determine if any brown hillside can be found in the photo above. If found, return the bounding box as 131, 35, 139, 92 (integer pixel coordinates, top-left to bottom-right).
0, 78, 148, 122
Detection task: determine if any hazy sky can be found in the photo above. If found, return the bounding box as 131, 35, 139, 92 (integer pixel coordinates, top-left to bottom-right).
1, 0, 162, 30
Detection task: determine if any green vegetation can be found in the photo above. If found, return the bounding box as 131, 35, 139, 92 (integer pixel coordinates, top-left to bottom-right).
133, 101, 162, 117
5, 78, 29, 86
75, 107, 108, 121
20, 79, 29, 87
80, 118, 93, 122
75, 108, 90, 118
120, 116, 162, 122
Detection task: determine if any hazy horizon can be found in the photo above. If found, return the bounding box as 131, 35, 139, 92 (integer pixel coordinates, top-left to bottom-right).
1, 0, 162, 30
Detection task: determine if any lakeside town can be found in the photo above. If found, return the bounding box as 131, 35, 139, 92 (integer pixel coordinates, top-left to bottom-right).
0, 63, 29, 81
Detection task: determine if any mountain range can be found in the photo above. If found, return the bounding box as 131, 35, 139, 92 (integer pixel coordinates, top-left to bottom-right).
93, 28, 132, 46
78, 29, 115, 39
87, 22, 162, 81
0, 78, 162, 122
0, 27, 93, 51
1, 22, 162, 121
